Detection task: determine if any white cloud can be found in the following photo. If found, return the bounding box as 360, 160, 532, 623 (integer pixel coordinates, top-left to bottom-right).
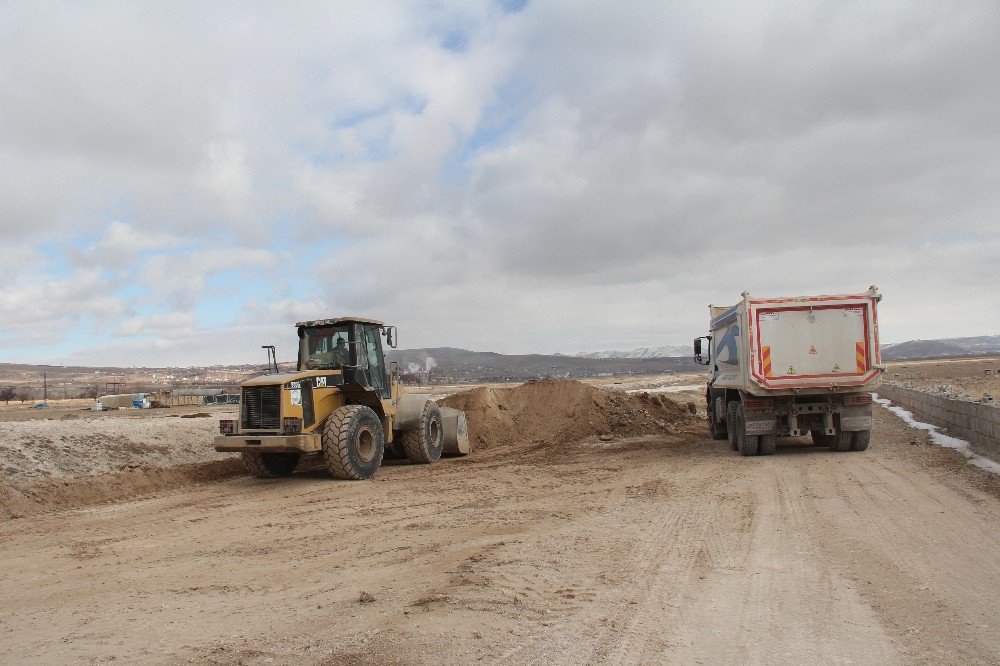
114, 311, 197, 338
0, 1, 997, 365
139, 248, 276, 308
0, 269, 125, 347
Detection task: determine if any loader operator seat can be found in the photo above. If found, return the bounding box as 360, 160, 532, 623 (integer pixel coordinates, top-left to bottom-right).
331, 338, 349, 366
307, 333, 349, 369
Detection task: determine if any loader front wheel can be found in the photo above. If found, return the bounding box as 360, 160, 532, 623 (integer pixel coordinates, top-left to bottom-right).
242, 451, 300, 478
322, 405, 385, 480
401, 401, 444, 464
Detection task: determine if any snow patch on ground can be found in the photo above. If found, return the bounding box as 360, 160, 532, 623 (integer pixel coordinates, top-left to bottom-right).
874, 395, 1000, 476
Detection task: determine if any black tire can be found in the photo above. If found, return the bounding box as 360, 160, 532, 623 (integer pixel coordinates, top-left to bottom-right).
242, 451, 300, 478
758, 434, 777, 456
850, 430, 871, 451
726, 401, 739, 451
735, 403, 759, 456
810, 430, 833, 446
401, 401, 444, 464
830, 430, 852, 452
322, 405, 385, 480
708, 400, 728, 440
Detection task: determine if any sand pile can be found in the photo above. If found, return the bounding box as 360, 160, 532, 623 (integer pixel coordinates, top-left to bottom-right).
439, 379, 695, 451
0, 475, 32, 520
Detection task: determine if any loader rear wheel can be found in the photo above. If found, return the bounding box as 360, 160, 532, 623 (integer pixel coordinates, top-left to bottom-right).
708, 401, 728, 440
242, 451, 300, 478
758, 434, 777, 456
322, 405, 385, 480
850, 430, 871, 451
735, 404, 759, 456
401, 401, 444, 464
830, 430, 852, 452
726, 401, 739, 451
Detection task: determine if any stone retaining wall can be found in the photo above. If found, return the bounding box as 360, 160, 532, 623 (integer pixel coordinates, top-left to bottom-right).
877, 384, 1000, 462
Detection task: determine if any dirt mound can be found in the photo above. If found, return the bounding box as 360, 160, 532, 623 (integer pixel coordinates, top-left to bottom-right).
0, 460, 245, 520
0, 474, 33, 520
0, 414, 234, 484
439, 379, 696, 451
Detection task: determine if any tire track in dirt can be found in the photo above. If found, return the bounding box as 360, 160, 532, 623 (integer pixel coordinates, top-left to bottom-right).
3, 405, 1000, 664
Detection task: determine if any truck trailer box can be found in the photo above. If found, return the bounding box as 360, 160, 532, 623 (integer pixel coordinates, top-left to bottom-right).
695, 287, 883, 457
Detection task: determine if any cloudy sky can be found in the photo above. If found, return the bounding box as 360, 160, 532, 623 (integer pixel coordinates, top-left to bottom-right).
1, 1, 998, 366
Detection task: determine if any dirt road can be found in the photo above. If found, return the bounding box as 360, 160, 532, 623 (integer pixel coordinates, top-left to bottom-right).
3, 404, 1000, 664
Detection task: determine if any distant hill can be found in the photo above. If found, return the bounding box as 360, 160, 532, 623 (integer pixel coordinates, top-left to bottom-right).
575, 344, 691, 359
881, 340, 972, 361
385, 347, 699, 383
881, 334, 1000, 360
937, 335, 1000, 355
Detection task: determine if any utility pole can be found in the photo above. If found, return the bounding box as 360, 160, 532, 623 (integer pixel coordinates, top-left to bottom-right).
43, 372, 47, 403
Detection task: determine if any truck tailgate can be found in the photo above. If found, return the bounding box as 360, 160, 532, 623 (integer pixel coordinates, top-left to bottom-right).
749, 295, 880, 390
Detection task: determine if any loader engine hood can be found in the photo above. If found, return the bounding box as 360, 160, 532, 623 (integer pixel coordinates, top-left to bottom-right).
237, 369, 348, 434
241, 370, 344, 388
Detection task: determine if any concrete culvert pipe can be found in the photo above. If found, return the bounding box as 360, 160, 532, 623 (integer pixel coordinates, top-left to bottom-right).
440, 407, 470, 456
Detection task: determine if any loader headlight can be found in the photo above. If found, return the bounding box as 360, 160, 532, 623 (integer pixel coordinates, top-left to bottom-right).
219, 419, 236, 435
290, 389, 302, 406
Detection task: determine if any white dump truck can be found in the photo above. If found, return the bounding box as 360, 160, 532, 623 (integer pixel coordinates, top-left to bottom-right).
694, 287, 884, 456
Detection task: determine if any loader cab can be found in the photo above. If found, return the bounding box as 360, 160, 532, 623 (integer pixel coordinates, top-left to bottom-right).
296, 317, 396, 400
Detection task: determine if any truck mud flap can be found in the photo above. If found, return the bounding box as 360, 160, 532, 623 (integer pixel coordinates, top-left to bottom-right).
745, 419, 776, 435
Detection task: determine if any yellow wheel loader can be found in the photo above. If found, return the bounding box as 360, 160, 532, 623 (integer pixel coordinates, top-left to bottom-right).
214, 317, 468, 480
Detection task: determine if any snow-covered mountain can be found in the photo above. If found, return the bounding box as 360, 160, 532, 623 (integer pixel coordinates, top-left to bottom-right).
576, 345, 691, 359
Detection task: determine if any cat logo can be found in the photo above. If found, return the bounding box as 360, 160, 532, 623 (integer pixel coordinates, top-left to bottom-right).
808, 345, 817, 354
315, 376, 327, 388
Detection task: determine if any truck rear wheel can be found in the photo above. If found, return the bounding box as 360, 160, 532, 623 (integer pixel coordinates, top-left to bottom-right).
810, 430, 833, 446
242, 451, 300, 478
758, 434, 776, 456
726, 401, 739, 451
708, 401, 728, 440
850, 430, 871, 451
735, 404, 759, 456
830, 430, 852, 452
322, 405, 385, 480
401, 401, 444, 464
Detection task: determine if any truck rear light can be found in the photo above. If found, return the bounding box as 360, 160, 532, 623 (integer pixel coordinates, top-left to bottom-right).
844, 393, 873, 406
743, 398, 774, 411
219, 419, 236, 435
282, 417, 303, 434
